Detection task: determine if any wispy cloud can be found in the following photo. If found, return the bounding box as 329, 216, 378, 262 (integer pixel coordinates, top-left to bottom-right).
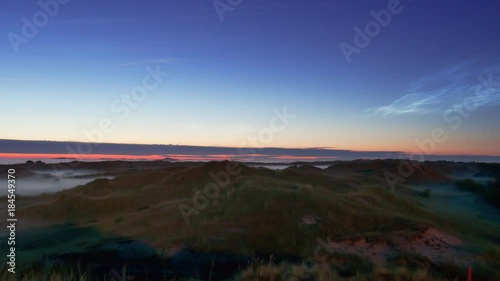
368, 60, 500, 115
54, 17, 141, 25
118, 58, 176, 67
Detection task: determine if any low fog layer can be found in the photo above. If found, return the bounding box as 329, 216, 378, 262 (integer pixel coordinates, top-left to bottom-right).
3, 169, 113, 196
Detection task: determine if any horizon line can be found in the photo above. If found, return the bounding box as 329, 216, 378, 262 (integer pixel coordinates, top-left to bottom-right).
2, 138, 500, 157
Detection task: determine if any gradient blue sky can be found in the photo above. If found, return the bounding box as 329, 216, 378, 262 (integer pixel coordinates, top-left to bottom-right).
1, 0, 499, 155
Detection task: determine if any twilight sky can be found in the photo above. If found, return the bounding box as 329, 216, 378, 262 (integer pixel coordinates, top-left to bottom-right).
1, 0, 499, 156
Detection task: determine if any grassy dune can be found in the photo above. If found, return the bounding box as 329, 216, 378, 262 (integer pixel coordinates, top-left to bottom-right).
2, 160, 499, 280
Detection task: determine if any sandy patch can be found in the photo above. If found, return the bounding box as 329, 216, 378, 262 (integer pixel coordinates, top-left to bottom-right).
328, 226, 475, 267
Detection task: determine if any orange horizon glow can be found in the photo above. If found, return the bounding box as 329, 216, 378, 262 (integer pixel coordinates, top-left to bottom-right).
0, 153, 336, 162
0, 153, 165, 160
1, 151, 498, 163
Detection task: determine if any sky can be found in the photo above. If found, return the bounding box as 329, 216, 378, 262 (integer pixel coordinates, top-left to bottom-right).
1, 0, 499, 158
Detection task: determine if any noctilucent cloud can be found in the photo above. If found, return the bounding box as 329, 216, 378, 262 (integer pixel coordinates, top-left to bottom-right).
1, 0, 499, 156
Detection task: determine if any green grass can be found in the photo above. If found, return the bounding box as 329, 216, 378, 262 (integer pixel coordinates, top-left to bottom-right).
484, 178, 500, 208
419, 189, 432, 198
114, 216, 124, 223
11, 161, 500, 280
0, 224, 109, 266
455, 179, 485, 192
454, 178, 500, 208
0, 262, 461, 281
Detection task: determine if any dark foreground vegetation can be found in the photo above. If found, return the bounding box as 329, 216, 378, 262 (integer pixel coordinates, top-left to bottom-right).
1, 160, 500, 280
455, 177, 500, 208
